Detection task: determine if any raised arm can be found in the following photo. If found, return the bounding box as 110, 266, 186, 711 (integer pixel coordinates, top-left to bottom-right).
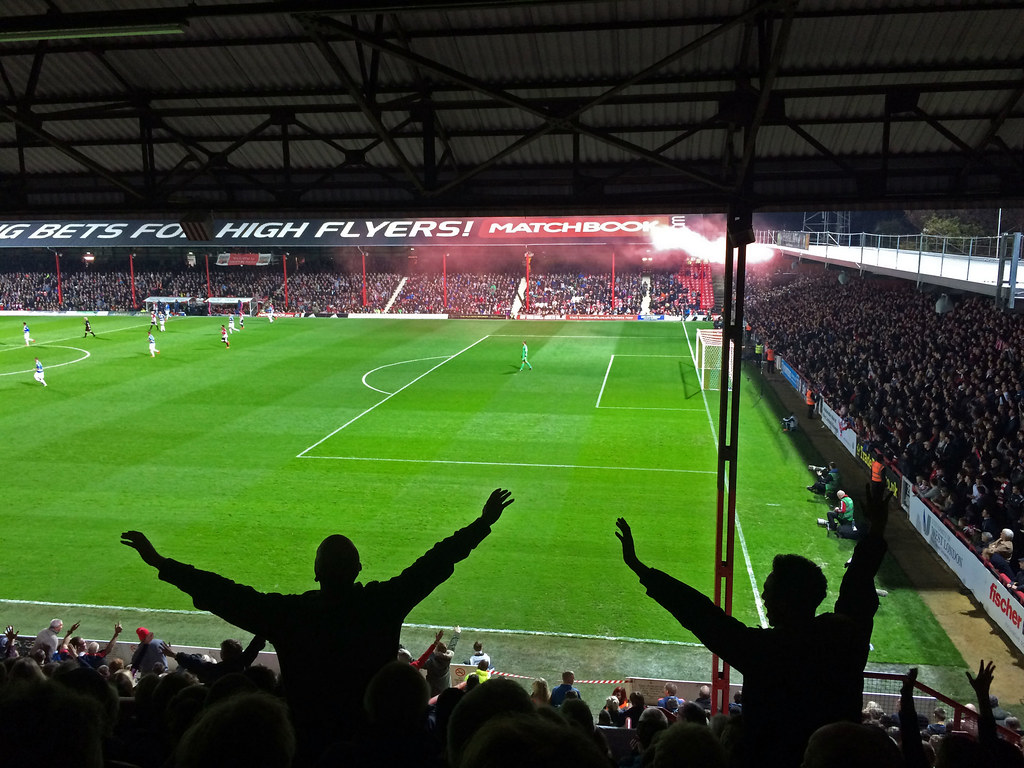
616, 517, 750, 666
616, 518, 645, 574
3, 626, 18, 659
393, 488, 515, 607
899, 668, 928, 768
60, 621, 81, 657
100, 622, 123, 657
966, 660, 997, 749
240, 636, 267, 668
121, 531, 275, 639
121, 531, 169, 569
835, 484, 888, 621
448, 625, 462, 654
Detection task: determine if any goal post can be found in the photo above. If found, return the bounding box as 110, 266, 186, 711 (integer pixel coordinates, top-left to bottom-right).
694, 328, 734, 391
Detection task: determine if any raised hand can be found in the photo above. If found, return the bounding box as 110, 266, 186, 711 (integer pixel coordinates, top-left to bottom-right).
901, 667, 918, 699
616, 517, 641, 570
120, 531, 166, 567
862, 482, 890, 536
966, 659, 995, 702
480, 488, 514, 525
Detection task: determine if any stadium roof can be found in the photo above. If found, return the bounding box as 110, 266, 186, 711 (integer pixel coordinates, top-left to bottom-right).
1, 0, 1022, 218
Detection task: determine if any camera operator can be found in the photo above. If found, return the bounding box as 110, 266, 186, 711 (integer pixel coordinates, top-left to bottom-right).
807, 461, 840, 496
781, 413, 798, 432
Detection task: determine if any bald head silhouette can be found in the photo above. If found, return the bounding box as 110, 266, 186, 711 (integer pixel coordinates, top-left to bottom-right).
314, 535, 362, 592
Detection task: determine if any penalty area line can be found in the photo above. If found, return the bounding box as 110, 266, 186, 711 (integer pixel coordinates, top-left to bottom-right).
299, 455, 716, 474
296, 335, 490, 457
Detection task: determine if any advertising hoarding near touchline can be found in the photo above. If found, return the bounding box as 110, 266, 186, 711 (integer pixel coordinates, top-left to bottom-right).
0, 215, 701, 248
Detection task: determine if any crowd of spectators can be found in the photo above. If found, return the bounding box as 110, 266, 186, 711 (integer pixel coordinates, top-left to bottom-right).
0, 265, 718, 317
526, 272, 644, 315
746, 268, 1024, 588
392, 273, 518, 315
2, 615, 1019, 767
647, 261, 714, 315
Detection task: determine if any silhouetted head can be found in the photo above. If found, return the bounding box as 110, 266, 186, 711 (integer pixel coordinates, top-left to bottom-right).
219, 639, 243, 662
314, 535, 361, 591
762, 554, 827, 626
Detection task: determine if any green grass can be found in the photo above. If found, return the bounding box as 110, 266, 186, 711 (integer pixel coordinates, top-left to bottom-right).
0, 315, 965, 693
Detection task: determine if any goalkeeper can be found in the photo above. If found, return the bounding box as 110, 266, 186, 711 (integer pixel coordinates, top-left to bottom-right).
806, 461, 840, 496
518, 340, 533, 372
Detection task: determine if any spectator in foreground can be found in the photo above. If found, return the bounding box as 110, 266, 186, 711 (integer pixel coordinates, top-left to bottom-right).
71, 622, 122, 669
424, 627, 462, 697
615, 485, 889, 768
120, 487, 515, 763
130, 626, 168, 676
162, 635, 267, 684
530, 678, 551, 707
550, 670, 581, 707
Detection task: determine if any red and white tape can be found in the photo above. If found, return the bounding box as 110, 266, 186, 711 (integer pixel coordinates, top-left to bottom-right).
491, 670, 625, 684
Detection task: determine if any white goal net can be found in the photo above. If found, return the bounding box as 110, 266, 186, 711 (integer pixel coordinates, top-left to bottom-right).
694, 328, 734, 391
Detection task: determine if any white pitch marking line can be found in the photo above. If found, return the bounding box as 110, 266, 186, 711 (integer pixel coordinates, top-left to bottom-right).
489, 334, 688, 339
682, 323, 767, 628
299, 455, 717, 474
361, 355, 451, 395
595, 354, 614, 407
0, 598, 705, 647
0, 597, 209, 616
0, 345, 91, 376
296, 335, 490, 458
597, 406, 704, 412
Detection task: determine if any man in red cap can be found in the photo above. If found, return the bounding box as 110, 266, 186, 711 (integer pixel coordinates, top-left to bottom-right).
130, 626, 167, 676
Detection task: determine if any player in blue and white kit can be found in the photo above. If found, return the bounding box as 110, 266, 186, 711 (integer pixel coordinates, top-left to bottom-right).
23, 322, 34, 346
266, 303, 275, 323
148, 332, 160, 357
228, 314, 235, 334
158, 311, 166, 332
33, 358, 47, 387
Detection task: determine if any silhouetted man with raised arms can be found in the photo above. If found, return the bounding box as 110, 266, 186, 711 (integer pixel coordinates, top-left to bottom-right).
121, 487, 514, 762
616, 487, 888, 768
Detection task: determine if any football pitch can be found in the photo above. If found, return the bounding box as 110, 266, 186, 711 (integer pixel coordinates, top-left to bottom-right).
0, 315, 965, 689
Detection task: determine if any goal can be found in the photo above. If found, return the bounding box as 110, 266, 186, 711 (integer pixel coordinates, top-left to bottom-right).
694, 328, 734, 391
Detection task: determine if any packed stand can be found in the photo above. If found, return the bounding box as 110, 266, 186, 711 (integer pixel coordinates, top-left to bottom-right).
391, 273, 518, 315
746, 269, 1024, 590
647, 261, 714, 315
527, 272, 643, 316
4, 616, 1020, 767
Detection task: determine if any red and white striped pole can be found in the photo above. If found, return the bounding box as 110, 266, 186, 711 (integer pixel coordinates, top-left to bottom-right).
129, 253, 137, 308
361, 249, 367, 307
283, 253, 289, 309
55, 252, 62, 305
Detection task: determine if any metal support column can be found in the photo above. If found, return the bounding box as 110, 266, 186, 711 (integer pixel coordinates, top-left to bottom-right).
710, 204, 752, 715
